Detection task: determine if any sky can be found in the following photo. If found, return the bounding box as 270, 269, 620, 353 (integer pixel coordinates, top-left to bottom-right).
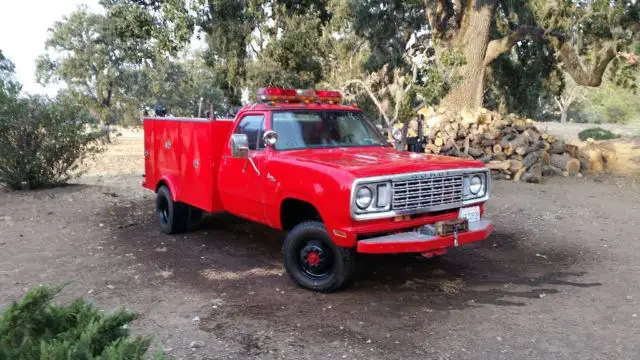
0, 0, 101, 95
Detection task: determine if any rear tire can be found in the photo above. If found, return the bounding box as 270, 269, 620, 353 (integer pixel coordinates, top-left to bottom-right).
156, 186, 188, 234
282, 221, 356, 292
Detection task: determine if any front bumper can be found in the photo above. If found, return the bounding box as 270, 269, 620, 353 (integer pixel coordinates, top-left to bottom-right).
356, 219, 494, 254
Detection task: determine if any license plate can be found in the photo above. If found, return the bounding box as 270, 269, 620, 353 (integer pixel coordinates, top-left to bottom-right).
435, 218, 469, 236
459, 206, 481, 223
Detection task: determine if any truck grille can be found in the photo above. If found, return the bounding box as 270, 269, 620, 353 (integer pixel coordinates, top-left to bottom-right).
392, 175, 464, 211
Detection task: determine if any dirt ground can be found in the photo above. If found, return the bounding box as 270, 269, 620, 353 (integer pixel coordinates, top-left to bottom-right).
2, 139, 640, 360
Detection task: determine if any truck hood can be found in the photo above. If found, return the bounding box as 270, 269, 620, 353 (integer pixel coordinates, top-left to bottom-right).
279, 146, 485, 178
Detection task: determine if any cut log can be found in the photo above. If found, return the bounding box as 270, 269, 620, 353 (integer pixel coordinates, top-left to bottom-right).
550, 153, 580, 176
483, 129, 500, 140
565, 144, 579, 158
549, 139, 566, 154
503, 143, 514, 156
484, 147, 493, 156
541, 133, 549, 141
515, 145, 529, 156
542, 165, 567, 177
578, 146, 605, 173
524, 128, 540, 141
434, 137, 444, 147
493, 153, 507, 161
523, 149, 544, 169
513, 167, 527, 182
493, 144, 503, 154
468, 147, 485, 158
509, 159, 524, 173
513, 119, 527, 132
530, 140, 546, 151
522, 163, 542, 183
487, 160, 512, 171
509, 133, 530, 150
542, 151, 551, 166
481, 139, 497, 147
547, 135, 557, 143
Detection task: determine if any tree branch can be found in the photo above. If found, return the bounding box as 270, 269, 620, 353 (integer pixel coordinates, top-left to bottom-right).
553, 40, 618, 87
483, 25, 544, 65
342, 79, 392, 126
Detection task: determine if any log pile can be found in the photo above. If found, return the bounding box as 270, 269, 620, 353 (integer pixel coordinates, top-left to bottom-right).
415, 108, 584, 183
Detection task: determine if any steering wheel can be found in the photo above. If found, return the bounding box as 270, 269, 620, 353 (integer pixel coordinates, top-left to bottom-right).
341, 134, 355, 143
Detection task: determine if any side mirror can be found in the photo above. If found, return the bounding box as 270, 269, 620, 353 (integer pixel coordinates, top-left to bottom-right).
231, 133, 249, 158
263, 130, 278, 147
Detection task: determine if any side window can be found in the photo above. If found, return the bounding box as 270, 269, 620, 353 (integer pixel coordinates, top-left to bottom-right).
234, 115, 265, 150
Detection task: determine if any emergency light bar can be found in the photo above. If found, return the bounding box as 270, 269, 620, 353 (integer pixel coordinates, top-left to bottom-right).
256, 88, 343, 104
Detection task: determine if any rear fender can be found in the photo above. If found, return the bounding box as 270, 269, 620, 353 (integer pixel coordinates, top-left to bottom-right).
156, 175, 180, 201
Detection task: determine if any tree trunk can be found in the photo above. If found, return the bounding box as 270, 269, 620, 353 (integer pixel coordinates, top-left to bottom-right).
440, 0, 497, 110
560, 109, 567, 124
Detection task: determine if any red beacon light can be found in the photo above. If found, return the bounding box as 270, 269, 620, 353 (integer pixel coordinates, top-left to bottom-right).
257, 88, 298, 102
315, 90, 342, 104
256, 87, 343, 104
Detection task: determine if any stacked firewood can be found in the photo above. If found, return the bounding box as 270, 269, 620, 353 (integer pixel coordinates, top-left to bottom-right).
415, 109, 582, 182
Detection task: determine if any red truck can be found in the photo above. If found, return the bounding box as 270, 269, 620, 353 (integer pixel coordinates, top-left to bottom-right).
143, 88, 493, 292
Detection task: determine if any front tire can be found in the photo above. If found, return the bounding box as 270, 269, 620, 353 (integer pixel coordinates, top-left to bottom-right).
282, 221, 356, 292
156, 186, 188, 234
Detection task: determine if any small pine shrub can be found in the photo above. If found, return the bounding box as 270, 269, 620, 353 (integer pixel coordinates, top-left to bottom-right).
578, 127, 621, 141
0, 284, 167, 359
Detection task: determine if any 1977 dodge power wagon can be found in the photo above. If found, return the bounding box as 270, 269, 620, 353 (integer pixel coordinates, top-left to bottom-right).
143, 88, 493, 292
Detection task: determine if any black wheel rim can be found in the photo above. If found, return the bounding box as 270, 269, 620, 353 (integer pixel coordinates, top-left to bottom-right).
157, 196, 169, 225
298, 239, 335, 279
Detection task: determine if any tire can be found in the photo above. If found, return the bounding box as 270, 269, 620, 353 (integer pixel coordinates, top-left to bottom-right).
282, 221, 356, 292
156, 186, 188, 234
187, 206, 204, 229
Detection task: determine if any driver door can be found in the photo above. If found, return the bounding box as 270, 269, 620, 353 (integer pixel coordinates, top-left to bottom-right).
218, 114, 268, 222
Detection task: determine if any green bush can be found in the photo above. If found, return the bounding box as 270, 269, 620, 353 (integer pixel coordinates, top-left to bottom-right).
0, 94, 103, 190
0, 284, 166, 359
578, 127, 621, 141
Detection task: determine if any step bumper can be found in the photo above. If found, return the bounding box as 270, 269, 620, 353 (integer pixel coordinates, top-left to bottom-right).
356, 220, 494, 254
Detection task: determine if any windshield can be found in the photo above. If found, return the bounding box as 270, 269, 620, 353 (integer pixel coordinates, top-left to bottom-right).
272, 111, 388, 150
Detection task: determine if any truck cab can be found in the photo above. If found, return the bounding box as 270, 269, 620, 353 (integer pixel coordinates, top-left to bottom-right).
143, 88, 493, 292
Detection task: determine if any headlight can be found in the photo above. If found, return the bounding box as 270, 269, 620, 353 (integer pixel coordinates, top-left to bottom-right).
355, 187, 373, 209
469, 175, 482, 194
353, 182, 392, 214
463, 172, 488, 200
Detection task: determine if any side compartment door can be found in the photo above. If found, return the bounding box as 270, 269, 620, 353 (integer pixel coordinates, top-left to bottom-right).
218, 114, 268, 222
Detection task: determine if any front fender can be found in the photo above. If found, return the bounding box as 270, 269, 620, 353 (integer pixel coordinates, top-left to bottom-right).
266, 162, 355, 247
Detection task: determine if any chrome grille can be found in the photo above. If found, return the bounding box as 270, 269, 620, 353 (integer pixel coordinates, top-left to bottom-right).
392, 175, 464, 211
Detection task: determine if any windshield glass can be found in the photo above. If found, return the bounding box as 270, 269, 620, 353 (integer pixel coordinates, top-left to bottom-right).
272, 111, 387, 150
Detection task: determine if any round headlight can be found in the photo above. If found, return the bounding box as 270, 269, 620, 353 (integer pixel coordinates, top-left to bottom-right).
469, 175, 483, 195
355, 187, 373, 209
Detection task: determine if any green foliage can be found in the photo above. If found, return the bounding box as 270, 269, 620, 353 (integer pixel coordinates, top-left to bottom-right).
247, 14, 324, 89
578, 127, 621, 141
0, 91, 103, 190
123, 55, 229, 119
486, 41, 563, 117
572, 84, 640, 123
0, 284, 165, 359
36, 2, 186, 125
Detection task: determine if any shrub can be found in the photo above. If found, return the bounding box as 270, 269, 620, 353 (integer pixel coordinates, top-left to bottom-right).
0, 94, 103, 190
0, 284, 167, 359
578, 127, 621, 141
